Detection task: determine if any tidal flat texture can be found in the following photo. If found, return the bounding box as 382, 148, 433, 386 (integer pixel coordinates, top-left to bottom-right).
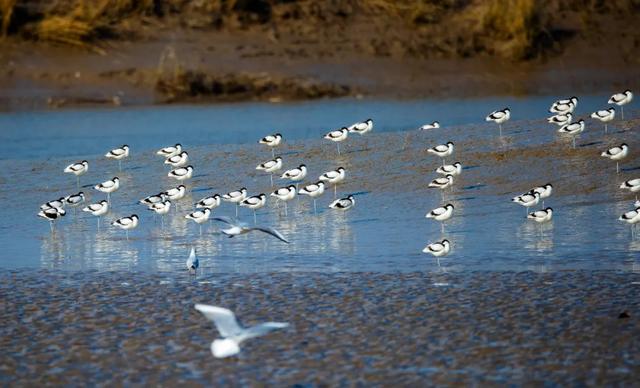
1, 270, 638, 385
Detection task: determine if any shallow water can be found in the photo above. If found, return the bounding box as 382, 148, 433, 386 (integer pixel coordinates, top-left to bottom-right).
0, 97, 638, 273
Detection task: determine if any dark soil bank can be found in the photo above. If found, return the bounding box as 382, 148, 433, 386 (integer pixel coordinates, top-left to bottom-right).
1, 270, 638, 385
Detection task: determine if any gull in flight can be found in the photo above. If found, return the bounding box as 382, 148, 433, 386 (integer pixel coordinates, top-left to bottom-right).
194, 304, 289, 358
211, 217, 289, 243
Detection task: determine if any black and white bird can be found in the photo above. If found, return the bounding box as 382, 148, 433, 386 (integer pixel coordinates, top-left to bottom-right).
186, 208, 211, 235
530, 183, 553, 207
157, 143, 182, 158
222, 188, 248, 217
105, 145, 129, 171
271, 185, 296, 216
259, 133, 282, 157
41, 197, 65, 211
620, 178, 640, 200
281, 164, 307, 190
512, 192, 540, 216
636, 199, 640, 208
196, 194, 221, 210
619, 207, 640, 238
82, 200, 108, 228
64, 160, 89, 189
548, 113, 572, 127
168, 165, 193, 181
299, 181, 325, 213
94, 177, 120, 203
148, 200, 171, 227
194, 304, 289, 358
429, 175, 454, 199
112, 214, 139, 240
608, 90, 633, 119
64, 192, 85, 215
422, 239, 450, 267
426, 204, 454, 233
240, 194, 267, 224
140, 193, 166, 206
319, 167, 346, 197
550, 97, 577, 114
187, 247, 199, 273
601, 144, 628, 173
558, 120, 585, 148
528, 207, 553, 222
436, 162, 462, 176
164, 151, 189, 168
38, 207, 66, 231
329, 195, 355, 211
324, 127, 349, 155
348, 118, 373, 135
591, 108, 615, 133
165, 185, 186, 212
486, 108, 510, 135
256, 157, 283, 186
420, 121, 440, 131
427, 142, 454, 166
212, 217, 290, 243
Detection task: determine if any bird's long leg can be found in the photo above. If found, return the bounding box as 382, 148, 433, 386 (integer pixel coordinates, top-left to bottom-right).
49, 221, 54, 233
271, 148, 275, 158
284, 202, 288, 217
199, 224, 202, 236
572, 137, 576, 149
605, 123, 608, 134
126, 230, 129, 241
161, 216, 164, 229
118, 159, 122, 171
499, 123, 502, 137
253, 210, 257, 224
313, 199, 317, 214
107, 192, 111, 204
334, 185, 337, 198
441, 223, 444, 234
97, 217, 100, 230
436, 257, 441, 268
337, 143, 341, 156
235, 204, 239, 217
621, 106, 625, 120
270, 174, 273, 187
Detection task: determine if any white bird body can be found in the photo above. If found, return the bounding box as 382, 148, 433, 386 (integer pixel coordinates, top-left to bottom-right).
95, 177, 120, 193
165, 185, 186, 201
422, 239, 450, 257
436, 162, 462, 176
620, 178, 640, 193
186, 208, 211, 224
601, 144, 628, 161
41, 197, 65, 210
426, 204, 454, 221
196, 194, 221, 209
319, 167, 346, 185
259, 133, 282, 147
105, 145, 129, 160
619, 208, 640, 225
427, 142, 454, 159
512, 192, 540, 208
149, 200, 171, 215
531, 184, 553, 200
223, 188, 248, 204
609, 90, 633, 106
112, 215, 139, 230
271, 186, 296, 202
64, 161, 88, 176
140, 193, 167, 206
64, 192, 85, 207
558, 120, 585, 136
165, 151, 189, 168
299, 182, 325, 198
420, 121, 440, 130
186, 247, 199, 272
38, 207, 66, 222
256, 157, 283, 173
212, 217, 290, 243
82, 200, 109, 216
548, 113, 572, 126
168, 166, 193, 181
324, 128, 349, 142
281, 165, 307, 181
329, 195, 355, 211
157, 144, 182, 158
429, 175, 454, 190
194, 304, 289, 358
348, 118, 373, 135
550, 97, 578, 113
486, 108, 510, 124
241, 194, 267, 210
591, 108, 615, 122
528, 207, 553, 223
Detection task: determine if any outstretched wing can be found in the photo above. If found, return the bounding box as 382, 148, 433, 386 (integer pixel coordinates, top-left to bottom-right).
211, 216, 237, 226
194, 304, 243, 338
245, 322, 290, 339
252, 227, 290, 243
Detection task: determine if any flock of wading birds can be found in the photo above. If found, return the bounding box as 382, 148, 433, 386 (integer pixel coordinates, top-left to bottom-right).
35, 90, 638, 358
38, 90, 638, 257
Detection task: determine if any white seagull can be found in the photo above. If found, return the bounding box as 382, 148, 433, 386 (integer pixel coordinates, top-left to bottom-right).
186, 247, 199, 273
259, 133, 282, 157
319, 167, 346, 197
558, 119, 585, 148
329, 195, 355, 211
112, 214, 139, 240
194, 304, 289, 358
186, 208, 211, 235
222, 188, 248, 217
168, 166, 193, 181
348, 118, 373, 135
427, 142, 454, 166
94, 177, 120, 203
324, 127, 349, 155
256, 157, 283, 186
486, 108, 510, 135
240, 194, 267, 224
419, 121, 440, 131
148, 200, 171, 227
157, 143, 182, 158
619, 207, 640, 238
211, 217, 290, 243
64, 160, 89, 189
436, 162, 462, 176
105, 145, 129, 171
299, 181, 325, 213
608, 90, 633, 119
426, 203, 454, 233
271, 185, 296, 216
601, 143, 628, 173
82, 200, 108, 228
591, 108, 615, 133
548, 113, 572, 127
38, 207, 66, 232
422, 239, 451, 267
164, 151, 189, 168
196, 194, 221, 210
